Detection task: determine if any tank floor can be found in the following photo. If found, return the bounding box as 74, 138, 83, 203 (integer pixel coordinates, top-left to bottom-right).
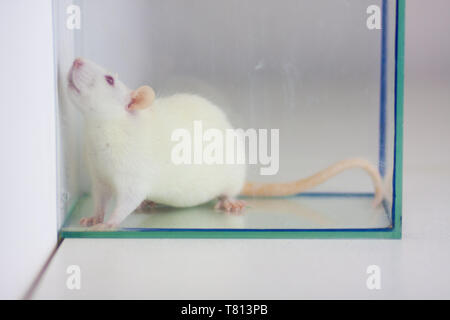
60, 194, 391, 235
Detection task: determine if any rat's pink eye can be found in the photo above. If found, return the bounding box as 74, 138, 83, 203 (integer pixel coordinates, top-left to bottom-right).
105, 75, 114, 86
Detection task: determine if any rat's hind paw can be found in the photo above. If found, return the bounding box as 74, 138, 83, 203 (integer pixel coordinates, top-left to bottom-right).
80, 216, 103, 227
137, 200, 157, 211
214, 197, 246, 215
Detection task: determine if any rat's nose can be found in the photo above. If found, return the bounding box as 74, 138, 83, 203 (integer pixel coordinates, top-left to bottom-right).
73, 58, 83, 69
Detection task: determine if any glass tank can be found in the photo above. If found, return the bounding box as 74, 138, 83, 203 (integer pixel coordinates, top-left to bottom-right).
52, 0, 404, 238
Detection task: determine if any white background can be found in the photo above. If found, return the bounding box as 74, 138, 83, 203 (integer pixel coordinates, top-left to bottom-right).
1, 0, 450, 299
0, 0, 57, 299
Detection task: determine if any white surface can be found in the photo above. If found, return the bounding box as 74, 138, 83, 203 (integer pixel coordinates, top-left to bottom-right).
31, 1, 450, 299
32, 81, 450, 298
31, 158, 450, 299
1, 0, 449, 299
0, 0, 58, 299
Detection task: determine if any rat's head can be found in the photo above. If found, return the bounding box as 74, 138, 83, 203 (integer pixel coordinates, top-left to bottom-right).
67, 58, 155, 118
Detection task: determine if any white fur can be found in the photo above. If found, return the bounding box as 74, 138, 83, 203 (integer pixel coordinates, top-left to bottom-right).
67, 58, 245, 227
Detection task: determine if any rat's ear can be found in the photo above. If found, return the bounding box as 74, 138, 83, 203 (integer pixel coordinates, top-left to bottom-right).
127, 85, 155, 111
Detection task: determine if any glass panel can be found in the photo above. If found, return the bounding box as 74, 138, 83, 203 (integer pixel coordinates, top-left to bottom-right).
54, 0, 400, 236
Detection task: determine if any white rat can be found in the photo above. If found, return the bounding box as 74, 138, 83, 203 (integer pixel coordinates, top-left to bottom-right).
67, 58, 384, 230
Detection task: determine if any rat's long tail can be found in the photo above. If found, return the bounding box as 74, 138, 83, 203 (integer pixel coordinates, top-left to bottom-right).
240, 158, 384, 206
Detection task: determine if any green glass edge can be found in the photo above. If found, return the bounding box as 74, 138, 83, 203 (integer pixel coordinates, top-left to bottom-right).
58, 0, 405, 240
60, 230, 399, 239
391, 0, 405, 239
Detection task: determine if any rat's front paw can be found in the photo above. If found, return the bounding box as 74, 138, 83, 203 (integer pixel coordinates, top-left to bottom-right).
80, 216, 103, 227
89, 222, 119, 231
